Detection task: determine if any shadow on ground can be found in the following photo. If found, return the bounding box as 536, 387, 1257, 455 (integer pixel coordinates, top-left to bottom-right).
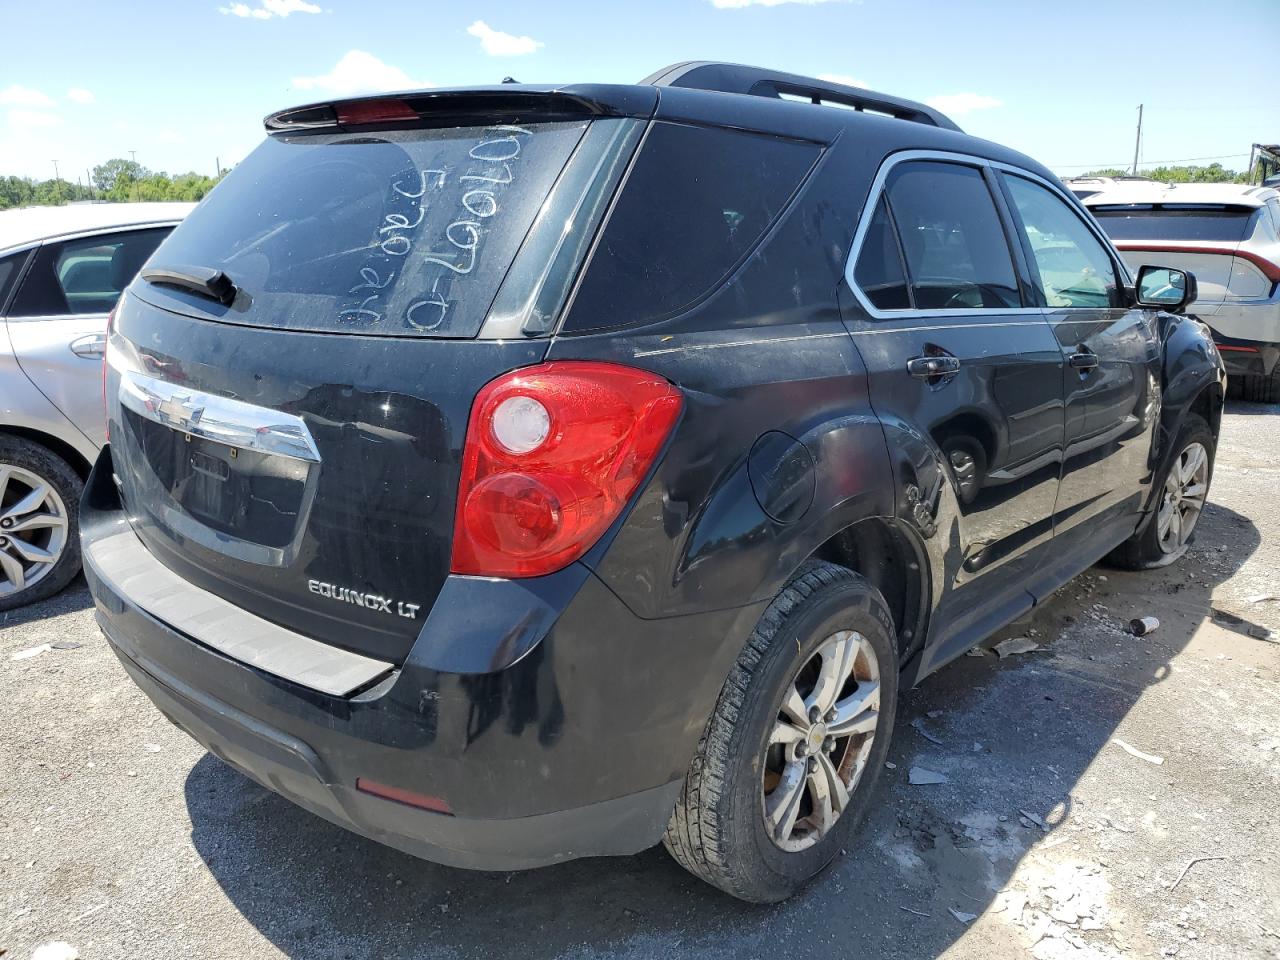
183, 502, 1261, 960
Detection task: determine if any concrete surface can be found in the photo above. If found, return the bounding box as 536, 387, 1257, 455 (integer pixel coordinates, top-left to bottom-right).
2, 401, 1278, 960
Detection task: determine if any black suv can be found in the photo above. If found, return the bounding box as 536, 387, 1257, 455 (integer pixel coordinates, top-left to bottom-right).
83, 63, 1224, 902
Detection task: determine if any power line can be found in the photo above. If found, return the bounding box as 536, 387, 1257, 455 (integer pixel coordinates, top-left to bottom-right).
1054, 152, 1252, 171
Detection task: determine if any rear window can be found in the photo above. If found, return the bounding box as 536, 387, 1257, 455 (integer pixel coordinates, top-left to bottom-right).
145, 120, 589, 338
562, 122, 820, 332
1090, 205, 1257, 244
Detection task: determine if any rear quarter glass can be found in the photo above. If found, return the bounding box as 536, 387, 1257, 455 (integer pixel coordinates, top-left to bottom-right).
141, 120, 590, 338
561, 122, 822, 332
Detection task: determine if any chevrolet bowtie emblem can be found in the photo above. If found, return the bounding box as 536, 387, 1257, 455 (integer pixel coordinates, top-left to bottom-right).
154, 393, 205, 431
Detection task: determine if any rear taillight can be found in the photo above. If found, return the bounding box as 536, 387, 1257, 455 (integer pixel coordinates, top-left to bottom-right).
103, 305, 117, 441
450, 361, 683, 578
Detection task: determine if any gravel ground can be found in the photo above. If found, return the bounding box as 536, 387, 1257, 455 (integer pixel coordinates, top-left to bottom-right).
2, 401, 1278, 960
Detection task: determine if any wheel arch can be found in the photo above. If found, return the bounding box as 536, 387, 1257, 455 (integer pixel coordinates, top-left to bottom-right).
0, 425, 93, 480
804, 516, 931, 667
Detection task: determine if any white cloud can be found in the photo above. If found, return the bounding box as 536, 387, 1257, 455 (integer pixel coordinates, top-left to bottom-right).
0, 85, 55, 108
219, 0, 321, 19
465, 20, 543, 56
817, 73, 867, 88
7, 109, 62, 129
66, 87, 95, 105
710, 0, 849, 7
925, 93, 1002, 117
291, 50, 431, 96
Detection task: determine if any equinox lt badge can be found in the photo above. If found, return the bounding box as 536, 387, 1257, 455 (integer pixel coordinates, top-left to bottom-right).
307, 580, 421, 620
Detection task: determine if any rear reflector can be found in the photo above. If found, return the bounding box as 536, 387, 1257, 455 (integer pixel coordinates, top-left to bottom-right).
451, 361, 683, 578
335, 99, 420, 126
355, 777, 453, 815
1217, 345, 1260, 353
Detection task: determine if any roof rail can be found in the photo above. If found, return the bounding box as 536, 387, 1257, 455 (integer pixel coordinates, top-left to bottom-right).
640, 61, 962, 133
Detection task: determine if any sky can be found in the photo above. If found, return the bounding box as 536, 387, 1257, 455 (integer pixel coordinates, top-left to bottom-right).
2, 0, 1277, 185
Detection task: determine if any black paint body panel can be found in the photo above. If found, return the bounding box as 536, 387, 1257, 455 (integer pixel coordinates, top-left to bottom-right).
84, 79, 1226, 870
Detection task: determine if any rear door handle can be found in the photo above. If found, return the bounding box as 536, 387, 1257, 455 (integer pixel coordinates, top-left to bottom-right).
70, 333, 107, 359
1069, 351, 1099, 371
907, 356, 961, 379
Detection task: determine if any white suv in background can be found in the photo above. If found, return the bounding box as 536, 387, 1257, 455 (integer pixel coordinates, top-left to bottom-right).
0, 202, 192, 609
1083, 183, 1280, 402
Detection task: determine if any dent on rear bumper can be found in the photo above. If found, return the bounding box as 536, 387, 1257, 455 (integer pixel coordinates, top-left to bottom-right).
82, 447, 759, 867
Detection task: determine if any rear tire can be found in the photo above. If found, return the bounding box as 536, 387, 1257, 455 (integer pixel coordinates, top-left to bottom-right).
0, 437, 83, 612
1241, 368, 1280, 404
663, 561, 898, 902
1107, 413, 1214, 570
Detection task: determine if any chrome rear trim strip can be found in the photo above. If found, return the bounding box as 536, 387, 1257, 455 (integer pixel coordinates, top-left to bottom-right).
118, 370, 321, 463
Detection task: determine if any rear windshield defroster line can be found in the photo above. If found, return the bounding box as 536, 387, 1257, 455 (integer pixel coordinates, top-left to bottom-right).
140, 120, 590, 338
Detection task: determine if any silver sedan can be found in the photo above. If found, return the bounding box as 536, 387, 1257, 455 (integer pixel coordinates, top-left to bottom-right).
0, 202, 192, 609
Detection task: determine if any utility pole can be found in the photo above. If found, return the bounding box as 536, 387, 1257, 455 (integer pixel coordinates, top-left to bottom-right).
1131, 104, 1143, 176
129, 150, 137, 165
215, 156, 221, 177
51, 159, 60, 181
86, 168, 95, 199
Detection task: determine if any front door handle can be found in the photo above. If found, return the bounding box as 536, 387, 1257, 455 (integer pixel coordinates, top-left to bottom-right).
1069, 351, 1099, 371
907, 355, 961, 379
70, 333, 107, 359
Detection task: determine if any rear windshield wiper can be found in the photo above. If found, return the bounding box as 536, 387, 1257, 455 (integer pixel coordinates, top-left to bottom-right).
140, 265, 238, 306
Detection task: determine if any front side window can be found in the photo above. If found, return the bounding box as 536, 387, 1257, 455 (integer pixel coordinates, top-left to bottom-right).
1004, 175, 1120, 309
8, 228, 170, 317
881, 161, 1020, 309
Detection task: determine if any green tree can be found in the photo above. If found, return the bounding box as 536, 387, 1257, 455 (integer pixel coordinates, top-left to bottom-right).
92, 158, 150, 198
1079, 164, 1248, 184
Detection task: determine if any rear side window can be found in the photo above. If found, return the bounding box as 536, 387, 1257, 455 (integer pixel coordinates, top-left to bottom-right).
1004, 175, 1120, 309
562, 123, 820, 332
144, 121, 589, 338
8, 228, 170, 318
1090, 205, 1257, 243
881, 161, 1020, 310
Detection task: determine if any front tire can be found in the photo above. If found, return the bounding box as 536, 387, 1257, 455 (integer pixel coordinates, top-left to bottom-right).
663, 561, 898, 902
0, 437, 84, 612
1107, 413, 1214, 570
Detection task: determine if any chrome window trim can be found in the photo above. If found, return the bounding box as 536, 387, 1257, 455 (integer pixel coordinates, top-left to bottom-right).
3, 311, 110, 323
843, 149, 1132, 320
116, 368, 322, 463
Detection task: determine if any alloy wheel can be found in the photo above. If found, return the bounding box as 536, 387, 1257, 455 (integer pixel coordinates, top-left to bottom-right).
0, 464, 69, 599
1157, 441, 1209, 554
762, 629, 881, 852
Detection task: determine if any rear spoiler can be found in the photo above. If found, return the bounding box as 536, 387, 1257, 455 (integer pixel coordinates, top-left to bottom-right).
264, 85, 658, 132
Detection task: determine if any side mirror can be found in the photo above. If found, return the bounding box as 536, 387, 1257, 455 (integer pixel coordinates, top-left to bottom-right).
1135, 264, 1197, 311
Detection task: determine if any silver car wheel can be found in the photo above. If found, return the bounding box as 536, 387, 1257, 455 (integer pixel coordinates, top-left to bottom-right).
1156, 441, 1209, 554
0, 464, 70, 598
762, 629, 881, 852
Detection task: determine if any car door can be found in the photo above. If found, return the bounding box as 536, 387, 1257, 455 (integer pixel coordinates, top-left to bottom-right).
997, 172, 1161, 587
4, 227, 172, 449
843, 155, 1065, 670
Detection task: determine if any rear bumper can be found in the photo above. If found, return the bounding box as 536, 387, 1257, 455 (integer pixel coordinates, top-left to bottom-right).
83, 447, 758, 870
1208, 327, 1280, 378
101, 625, 678, 869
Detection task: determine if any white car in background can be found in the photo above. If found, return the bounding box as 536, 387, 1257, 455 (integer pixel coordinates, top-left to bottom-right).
1, 202, 193, 609
1083, 183, 1280, 402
